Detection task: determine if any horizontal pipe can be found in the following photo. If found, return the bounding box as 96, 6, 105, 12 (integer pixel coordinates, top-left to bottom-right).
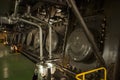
20, 50, 39, 63
0, 17, 13, 24
22, 49, 40, 60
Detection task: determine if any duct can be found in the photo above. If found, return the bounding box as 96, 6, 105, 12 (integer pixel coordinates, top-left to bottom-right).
67, 0, 106, 67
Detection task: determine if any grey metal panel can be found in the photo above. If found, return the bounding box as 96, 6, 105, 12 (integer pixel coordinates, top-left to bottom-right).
103, 0, 120, 66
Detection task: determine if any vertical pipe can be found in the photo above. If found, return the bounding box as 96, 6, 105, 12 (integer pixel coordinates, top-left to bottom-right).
14, 0, 20, 16
29, 16, 52, 60
49, 26, 52, 59
26, 5, 31, 17
67, 0, 106, 67
19, 18, 43, 60
39, 27, 43, 60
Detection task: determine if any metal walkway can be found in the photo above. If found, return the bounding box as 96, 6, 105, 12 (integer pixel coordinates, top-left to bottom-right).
0, 44, 35, 80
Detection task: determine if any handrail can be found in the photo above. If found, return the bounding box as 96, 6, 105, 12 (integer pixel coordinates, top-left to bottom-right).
76, 67, 107, 80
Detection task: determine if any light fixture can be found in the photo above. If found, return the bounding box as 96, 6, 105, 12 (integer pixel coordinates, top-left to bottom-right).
4, 30, 7, 33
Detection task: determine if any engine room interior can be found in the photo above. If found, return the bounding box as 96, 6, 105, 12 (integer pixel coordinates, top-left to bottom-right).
0, 0, 120, 80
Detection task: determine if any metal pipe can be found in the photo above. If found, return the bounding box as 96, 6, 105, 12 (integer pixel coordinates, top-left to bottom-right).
62, 7, 69, 58
49, 26, 52, 59
27, 6, 31, 14
18, 18, 43, 61
29, 16, 49, 25
14, 0, 20, 16
28, 15, 52, 59
0, 17, 13, 24
20, 50, 39, 63
67, 0, 106, 67
55, 63, 76, 76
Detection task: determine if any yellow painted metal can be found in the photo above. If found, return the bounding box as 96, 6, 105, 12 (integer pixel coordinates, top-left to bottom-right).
76, 67, 107, 80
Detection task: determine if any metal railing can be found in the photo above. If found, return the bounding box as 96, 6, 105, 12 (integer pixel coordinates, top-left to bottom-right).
76, 67, 107, 80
